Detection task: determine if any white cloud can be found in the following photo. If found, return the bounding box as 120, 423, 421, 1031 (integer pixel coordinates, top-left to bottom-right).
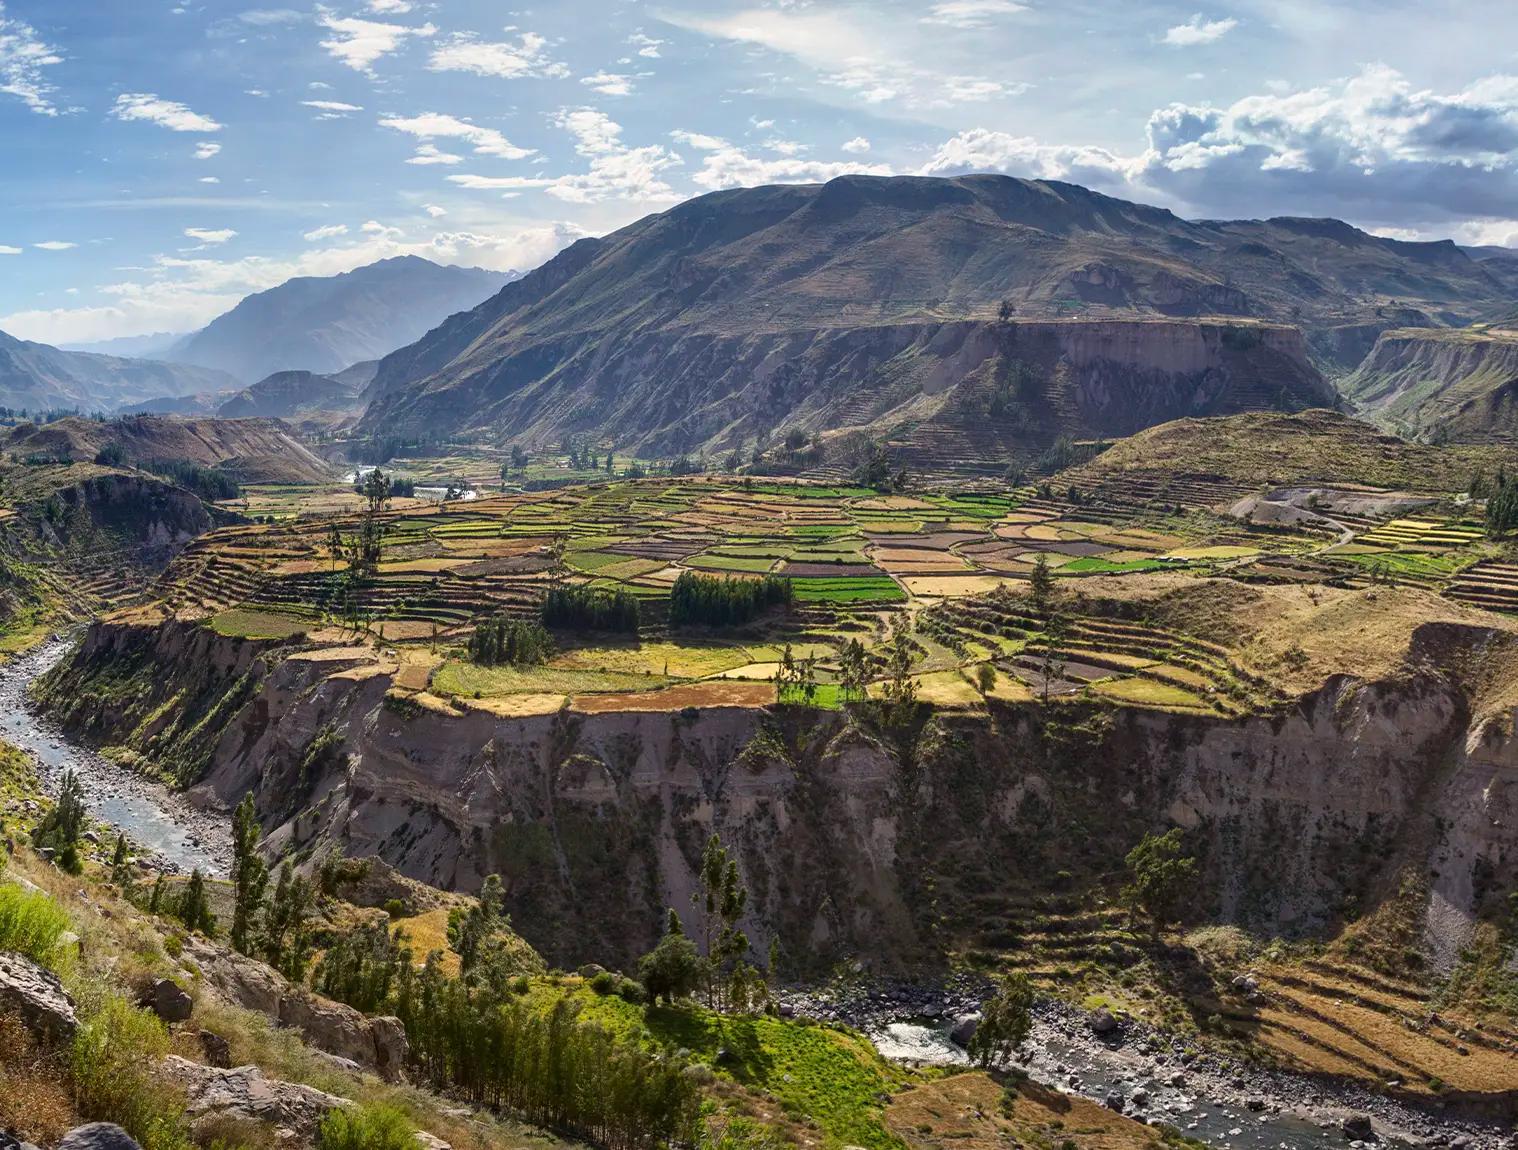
303, 99, 363, 118
1162, 14, 1239, 46
0, 223, 589, 345
406, 143, 463, 165
184, 227, 237, 245
0, 1, 64, 115
238, 9, 304, 27
841, 136, 871, 153
380, 111, 535, 160
111, 92, 223, 133
664, 8, 1017, 109
581, 71, 635, 97
426, 31, 567, 79
367, 0, 411, 11
362, 219, 404, 240
34, 241, 76, 251
921, 0, 1028, 28
918, 66, 1518, 234
628, 31, 664, 58
318, 11, 435, 75
671, 130, 892, 191
0, 245, 21, 256
424, 204, 447, 218
449, 109, 683, 204
303, 224, 348, 241
199, 176, 221, 184
195, 141, 222, 160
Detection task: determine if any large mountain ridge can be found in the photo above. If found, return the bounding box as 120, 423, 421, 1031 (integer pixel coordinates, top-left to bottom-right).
166, 255, 515, 384
0, 328, 240, 413
355, 175, 1517, 462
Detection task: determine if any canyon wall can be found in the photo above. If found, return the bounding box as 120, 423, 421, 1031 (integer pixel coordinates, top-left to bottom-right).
36, 617, 1518, 977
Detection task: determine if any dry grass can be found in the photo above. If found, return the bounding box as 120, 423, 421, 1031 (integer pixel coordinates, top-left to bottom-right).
887, 1070, 1171, 1150
0, 1012, 75, 1145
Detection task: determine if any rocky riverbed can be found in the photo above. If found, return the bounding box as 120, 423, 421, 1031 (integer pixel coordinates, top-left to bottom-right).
0, 638, 231, 875
779, 977, 1515, 1150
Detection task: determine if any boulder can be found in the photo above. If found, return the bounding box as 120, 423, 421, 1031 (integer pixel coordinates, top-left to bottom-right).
1090, 1008, 1121, 1036
183, 936, 282, 1016
1104, 1092, 1125, 1112
278, 991, 376, 1067
415, 1135, 452, 1150
1343, 1115, 1376, 1142
0, 951, 78, 1044
56, 1126, 142, 1150
0, 1130, 44, 1150
199, 1029, 233, 1068
949, 1016, 979, 1048
371, 1015, 410, 1082
161, 1055, 350, 1143
147, 978, 193, 1024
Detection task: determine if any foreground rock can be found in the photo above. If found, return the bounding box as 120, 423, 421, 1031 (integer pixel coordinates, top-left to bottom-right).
162, 1055, 350, 1143
56, 1126, 142, 1150
183, 936, 407, 1079
0, 950, 78, 1043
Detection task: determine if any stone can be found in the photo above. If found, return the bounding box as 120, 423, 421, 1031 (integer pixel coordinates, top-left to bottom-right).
161, 1055, 350, 1144
1104, 1092, 1125, 1112
1131, 1088, 1150, 1107
183, 936, 282, 1016
370, 1015, 409, 1082
199, 1029, 233, 1068
1090, 1007, 1120, 1036
56, 1126, 143, 1150
0, 950, 78, 1044
1343, 1115, 1376, 1142
1246, 1097, 1267, 1112
278, 991, 374, 1066
949, 1016, 979, 1048
148, 978, 193, 1024
777, 1002, 795, 1018
414, 1135, 452, 1150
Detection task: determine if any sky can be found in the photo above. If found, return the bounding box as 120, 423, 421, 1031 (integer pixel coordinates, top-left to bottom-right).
4, 0, 1518, 346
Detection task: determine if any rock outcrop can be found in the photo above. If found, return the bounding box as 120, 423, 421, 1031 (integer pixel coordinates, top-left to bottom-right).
161, 1056, 350, 1144
1344, 327, 1518, 442
0, 951, 78, 1043
182, 936, 407, 1079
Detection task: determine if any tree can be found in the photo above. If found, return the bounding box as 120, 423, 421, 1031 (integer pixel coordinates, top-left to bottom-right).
839, 638, 869, 702
110, 832, 130, 887
976, 663, 997, 695
263, 860, 315, 980
230, 794, 269, 955
638, 909, 706, 1005
35, 769, 86, 873
1038, 610, 1069, 704
326, 523, 344, 574
448, 874, 505, 976
362, 468, 392, 514
694, 834, 752, 1011
1122, 828, 1199, 939
178, 868, 217, 935
881, 617, 917, 713
968, 972, 1035, 1069
1028, 554, 1055, 616
511, 445, 528, 473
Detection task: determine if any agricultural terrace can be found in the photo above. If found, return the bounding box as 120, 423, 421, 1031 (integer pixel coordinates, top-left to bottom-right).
142, 464, 1518, 716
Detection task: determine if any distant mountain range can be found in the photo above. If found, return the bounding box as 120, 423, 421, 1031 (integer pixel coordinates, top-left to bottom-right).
356, 174, 1518, 466
165, 256, 515, 384
0, 329, 239, 413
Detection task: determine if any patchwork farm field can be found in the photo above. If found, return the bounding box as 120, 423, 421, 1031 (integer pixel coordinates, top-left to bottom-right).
143, 466, 1518, 716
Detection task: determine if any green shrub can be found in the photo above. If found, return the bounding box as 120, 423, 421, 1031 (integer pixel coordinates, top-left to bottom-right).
316, 1102, 420, 1150
0, 884, 71, 964
617, 976, 646, 1004
71, 994, 190, 1150
589, 970, 618, 995
383, 898, 406, 919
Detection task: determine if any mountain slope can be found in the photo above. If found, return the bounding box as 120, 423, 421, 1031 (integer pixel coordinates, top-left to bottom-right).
168, 256, 515, 383
357, 175, 1511, 465
215, 369, 362, 420
4, 414, 333, 483
1343, 327, 1518, 442
0, 328, 240, 412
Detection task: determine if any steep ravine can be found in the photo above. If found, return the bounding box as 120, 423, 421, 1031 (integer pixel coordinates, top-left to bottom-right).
34, 617, 1518, 985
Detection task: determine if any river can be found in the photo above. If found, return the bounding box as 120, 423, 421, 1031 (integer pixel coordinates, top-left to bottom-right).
0, 638, 231, 875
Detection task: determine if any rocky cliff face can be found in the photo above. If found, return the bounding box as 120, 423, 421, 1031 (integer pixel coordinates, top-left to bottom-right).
1345, 327, 1518, 442
362, 316, 1331, 471
36, 615, 1518, 979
